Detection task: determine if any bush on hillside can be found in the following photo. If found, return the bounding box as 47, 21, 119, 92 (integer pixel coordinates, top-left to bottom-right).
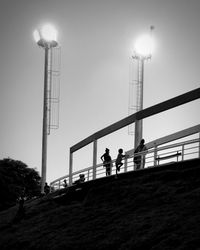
0, 158, 41, 211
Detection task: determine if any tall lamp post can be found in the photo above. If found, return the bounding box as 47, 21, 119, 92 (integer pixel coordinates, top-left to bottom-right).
33, 24, 58, 193
133, 27, 154, 149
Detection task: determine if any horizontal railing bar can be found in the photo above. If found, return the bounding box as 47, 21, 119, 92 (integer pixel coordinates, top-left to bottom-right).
71, 88, 200, 153
156, 138, 200, 153
156, 150, 181, 157
127, 138, 200, 158
51, 174, 69, 184
127, 124, 200, 156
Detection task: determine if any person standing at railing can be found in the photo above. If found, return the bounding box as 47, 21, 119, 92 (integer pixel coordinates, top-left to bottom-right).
44, 182, 50, 195
63, 179, 68, 188
134, 139, 148, 170
101, 148, 112, 176
115, 148, 126, 175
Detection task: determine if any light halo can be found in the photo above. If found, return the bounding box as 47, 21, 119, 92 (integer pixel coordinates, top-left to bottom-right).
134, 34, 154, 57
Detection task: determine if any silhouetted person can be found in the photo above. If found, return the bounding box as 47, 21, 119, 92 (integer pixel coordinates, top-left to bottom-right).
63, 179, 68, 188
13, 196, 25, 223
115, 148, 126, 175
101, 148, 112, 176
79, 174, 85, 183
44, 182, 50, 195
134, 139, 148, 170
74, 174, 85, 185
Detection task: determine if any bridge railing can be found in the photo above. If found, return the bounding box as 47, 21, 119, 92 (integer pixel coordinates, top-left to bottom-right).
50, 88, 200, 190
50, 135, 200, 191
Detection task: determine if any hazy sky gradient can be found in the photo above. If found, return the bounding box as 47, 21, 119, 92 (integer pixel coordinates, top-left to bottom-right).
0, 0, 199, 183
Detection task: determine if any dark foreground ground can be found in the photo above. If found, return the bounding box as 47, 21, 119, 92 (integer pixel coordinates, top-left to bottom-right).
0, 159, 200, 250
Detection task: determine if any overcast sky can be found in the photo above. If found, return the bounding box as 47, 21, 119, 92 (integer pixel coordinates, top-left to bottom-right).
0, 0, 199, 183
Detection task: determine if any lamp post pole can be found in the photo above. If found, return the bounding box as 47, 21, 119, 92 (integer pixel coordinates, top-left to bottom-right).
41, 46, 49, 193
134, 58, 144, 149
133, 27, 154, 150
33, 24, 58, 193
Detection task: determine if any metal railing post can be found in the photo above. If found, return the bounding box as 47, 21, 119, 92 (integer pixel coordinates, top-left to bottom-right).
93, 140, 97, 180
124, 156, 128, 172
69, 151, 73, 186
182, 145, 184, 161
199, 132, 200, 158
141, 153, 144, 169
154, 144, 158, 167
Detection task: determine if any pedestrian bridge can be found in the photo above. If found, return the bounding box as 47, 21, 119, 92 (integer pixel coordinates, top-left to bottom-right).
50, 88, 200, 190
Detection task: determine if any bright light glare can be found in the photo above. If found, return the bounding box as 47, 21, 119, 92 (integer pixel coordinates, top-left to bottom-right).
33, 30, 40, 43
41, 24, 57, 42
134, 34, 154, 57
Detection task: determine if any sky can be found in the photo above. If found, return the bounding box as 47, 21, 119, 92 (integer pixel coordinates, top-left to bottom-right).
0, 0, 200, 183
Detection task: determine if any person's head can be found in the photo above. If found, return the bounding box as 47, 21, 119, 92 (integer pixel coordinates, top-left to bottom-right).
105, 148, 109, 153
118, 148, 123, 154
140, 139, 145, 145
79, 174, 85, 182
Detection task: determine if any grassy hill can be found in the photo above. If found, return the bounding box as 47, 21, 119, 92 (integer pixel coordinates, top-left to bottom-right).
0, 159, 200, 250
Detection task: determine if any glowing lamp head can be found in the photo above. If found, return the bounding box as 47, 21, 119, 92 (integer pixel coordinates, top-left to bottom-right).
134, 34, 154, 58
41, 24, 57, 42
33, 24, 58, 48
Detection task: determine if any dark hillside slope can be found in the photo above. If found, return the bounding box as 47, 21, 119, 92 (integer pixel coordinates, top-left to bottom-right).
0, 159, 200, 250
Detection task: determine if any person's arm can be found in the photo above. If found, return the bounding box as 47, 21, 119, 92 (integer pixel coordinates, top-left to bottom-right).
143, 146, 148, 155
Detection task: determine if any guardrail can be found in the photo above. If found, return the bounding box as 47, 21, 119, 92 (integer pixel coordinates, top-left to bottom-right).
50, 136, 200, 191
50, 88, 200, 190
